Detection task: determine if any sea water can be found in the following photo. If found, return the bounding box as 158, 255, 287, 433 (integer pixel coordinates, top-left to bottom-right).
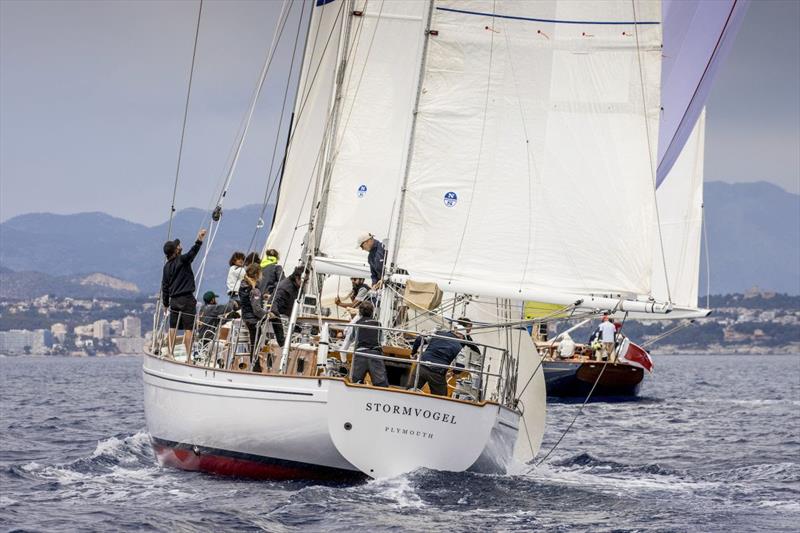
1, 354, 798, 532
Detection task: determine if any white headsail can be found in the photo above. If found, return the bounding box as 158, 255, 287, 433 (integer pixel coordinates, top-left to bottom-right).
393, 0, 664, 309
266, 0, 345, 266
652, 109, 705, 311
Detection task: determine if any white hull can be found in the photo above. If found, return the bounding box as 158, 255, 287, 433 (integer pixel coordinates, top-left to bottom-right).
143, 354, 520, 479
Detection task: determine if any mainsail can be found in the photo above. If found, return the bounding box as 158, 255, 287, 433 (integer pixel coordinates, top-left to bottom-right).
264, 0, 745, 316
392, 0, 664, 310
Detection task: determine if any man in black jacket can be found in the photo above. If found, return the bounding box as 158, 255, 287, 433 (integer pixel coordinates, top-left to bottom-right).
408, 318, 479, 396
349, 302, 388, 387
268, 265, 303, 347
161, 228, 206, 355
197, 291, 238, 346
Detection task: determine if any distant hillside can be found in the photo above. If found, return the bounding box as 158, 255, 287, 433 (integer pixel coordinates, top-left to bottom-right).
0, 181, 797, 297
0, 270, 140, 299
700, 181, 800, 295
0, 204, 273, 294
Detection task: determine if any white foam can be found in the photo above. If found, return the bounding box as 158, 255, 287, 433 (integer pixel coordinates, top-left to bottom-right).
756, 500, 800, 512
529, 461, 720, 494
368, 474, 426, 509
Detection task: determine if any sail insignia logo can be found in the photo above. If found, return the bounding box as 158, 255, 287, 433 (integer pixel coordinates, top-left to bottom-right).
357, 184, 367, 198
443, 191, 458, 208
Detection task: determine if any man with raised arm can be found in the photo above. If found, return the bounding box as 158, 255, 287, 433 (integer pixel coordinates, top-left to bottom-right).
161, 228, 207, 357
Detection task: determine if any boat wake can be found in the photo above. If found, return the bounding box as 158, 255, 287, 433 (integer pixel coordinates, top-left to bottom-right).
7, 431, 203, 504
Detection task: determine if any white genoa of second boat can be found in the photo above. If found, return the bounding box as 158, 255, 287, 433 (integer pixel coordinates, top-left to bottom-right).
143, 351, 521, 480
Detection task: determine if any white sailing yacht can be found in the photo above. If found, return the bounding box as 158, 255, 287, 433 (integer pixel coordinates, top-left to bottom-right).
143, 0, 746, 479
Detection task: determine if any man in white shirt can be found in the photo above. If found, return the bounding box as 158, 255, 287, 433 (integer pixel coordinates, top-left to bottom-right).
598, 314, 617, 362
557, 333, 576, 359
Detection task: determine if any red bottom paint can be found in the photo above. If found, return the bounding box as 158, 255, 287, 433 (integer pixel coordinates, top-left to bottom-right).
151, 439, 363, 481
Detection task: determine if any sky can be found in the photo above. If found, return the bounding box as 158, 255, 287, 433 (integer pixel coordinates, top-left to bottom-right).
1, 0, 798, 226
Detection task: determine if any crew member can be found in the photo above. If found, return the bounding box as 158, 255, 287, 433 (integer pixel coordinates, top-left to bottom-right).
335, 277, 372, 315
269, 265, 304, 347
349, 302, 389, 387
408, 319, 474, 396
357, 233, 387, 289
161, 228, 206, 356
258, 249, 283, 299
226, 251, 246, 301
197, 291, 238, 346
557, 333, 576, 359
239, 263, 267, 368
598, 313, 617, 362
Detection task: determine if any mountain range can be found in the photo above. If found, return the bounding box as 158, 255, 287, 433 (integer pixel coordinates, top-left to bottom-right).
0, 204, 274, 298
0, 181, 798, 299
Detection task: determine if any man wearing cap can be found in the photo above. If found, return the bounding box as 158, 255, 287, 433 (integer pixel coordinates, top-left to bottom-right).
357, 232, 387, 289
161, 228, 206, 356
408, 318, 476, 396
197, 291, 238, 348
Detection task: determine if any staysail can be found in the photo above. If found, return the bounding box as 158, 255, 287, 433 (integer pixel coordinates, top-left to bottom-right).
652, 108, 705, 310
266, 0, 345, 265
393, 0, 664, 309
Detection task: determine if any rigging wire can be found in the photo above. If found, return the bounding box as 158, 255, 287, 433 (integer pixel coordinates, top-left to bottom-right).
642, 319, 694, 348
152, 0, 204, 349
193, 0, 294, 295
239, 0, 308, 259
702, 203, 711, 309
245, 0, 347, 273
166, 0, 204, 242
535, 361, 609, 466
631, 0, 673, 304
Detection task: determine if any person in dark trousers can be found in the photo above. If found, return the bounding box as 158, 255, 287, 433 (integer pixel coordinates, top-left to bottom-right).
269, 265, 304, 347
335, 277, 372, 315
197, 291, 238, 345
408, 319, 476, 396
349, 302, 389, 387
239, 263, 267, 369
357, 233, 387, 289
258, 249, 284, 299
161, 228, 206, 356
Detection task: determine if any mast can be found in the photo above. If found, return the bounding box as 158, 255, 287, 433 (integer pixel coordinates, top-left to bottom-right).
309, 0, 356, 258
380, 0, 435, 327
281, 0, 354, 373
